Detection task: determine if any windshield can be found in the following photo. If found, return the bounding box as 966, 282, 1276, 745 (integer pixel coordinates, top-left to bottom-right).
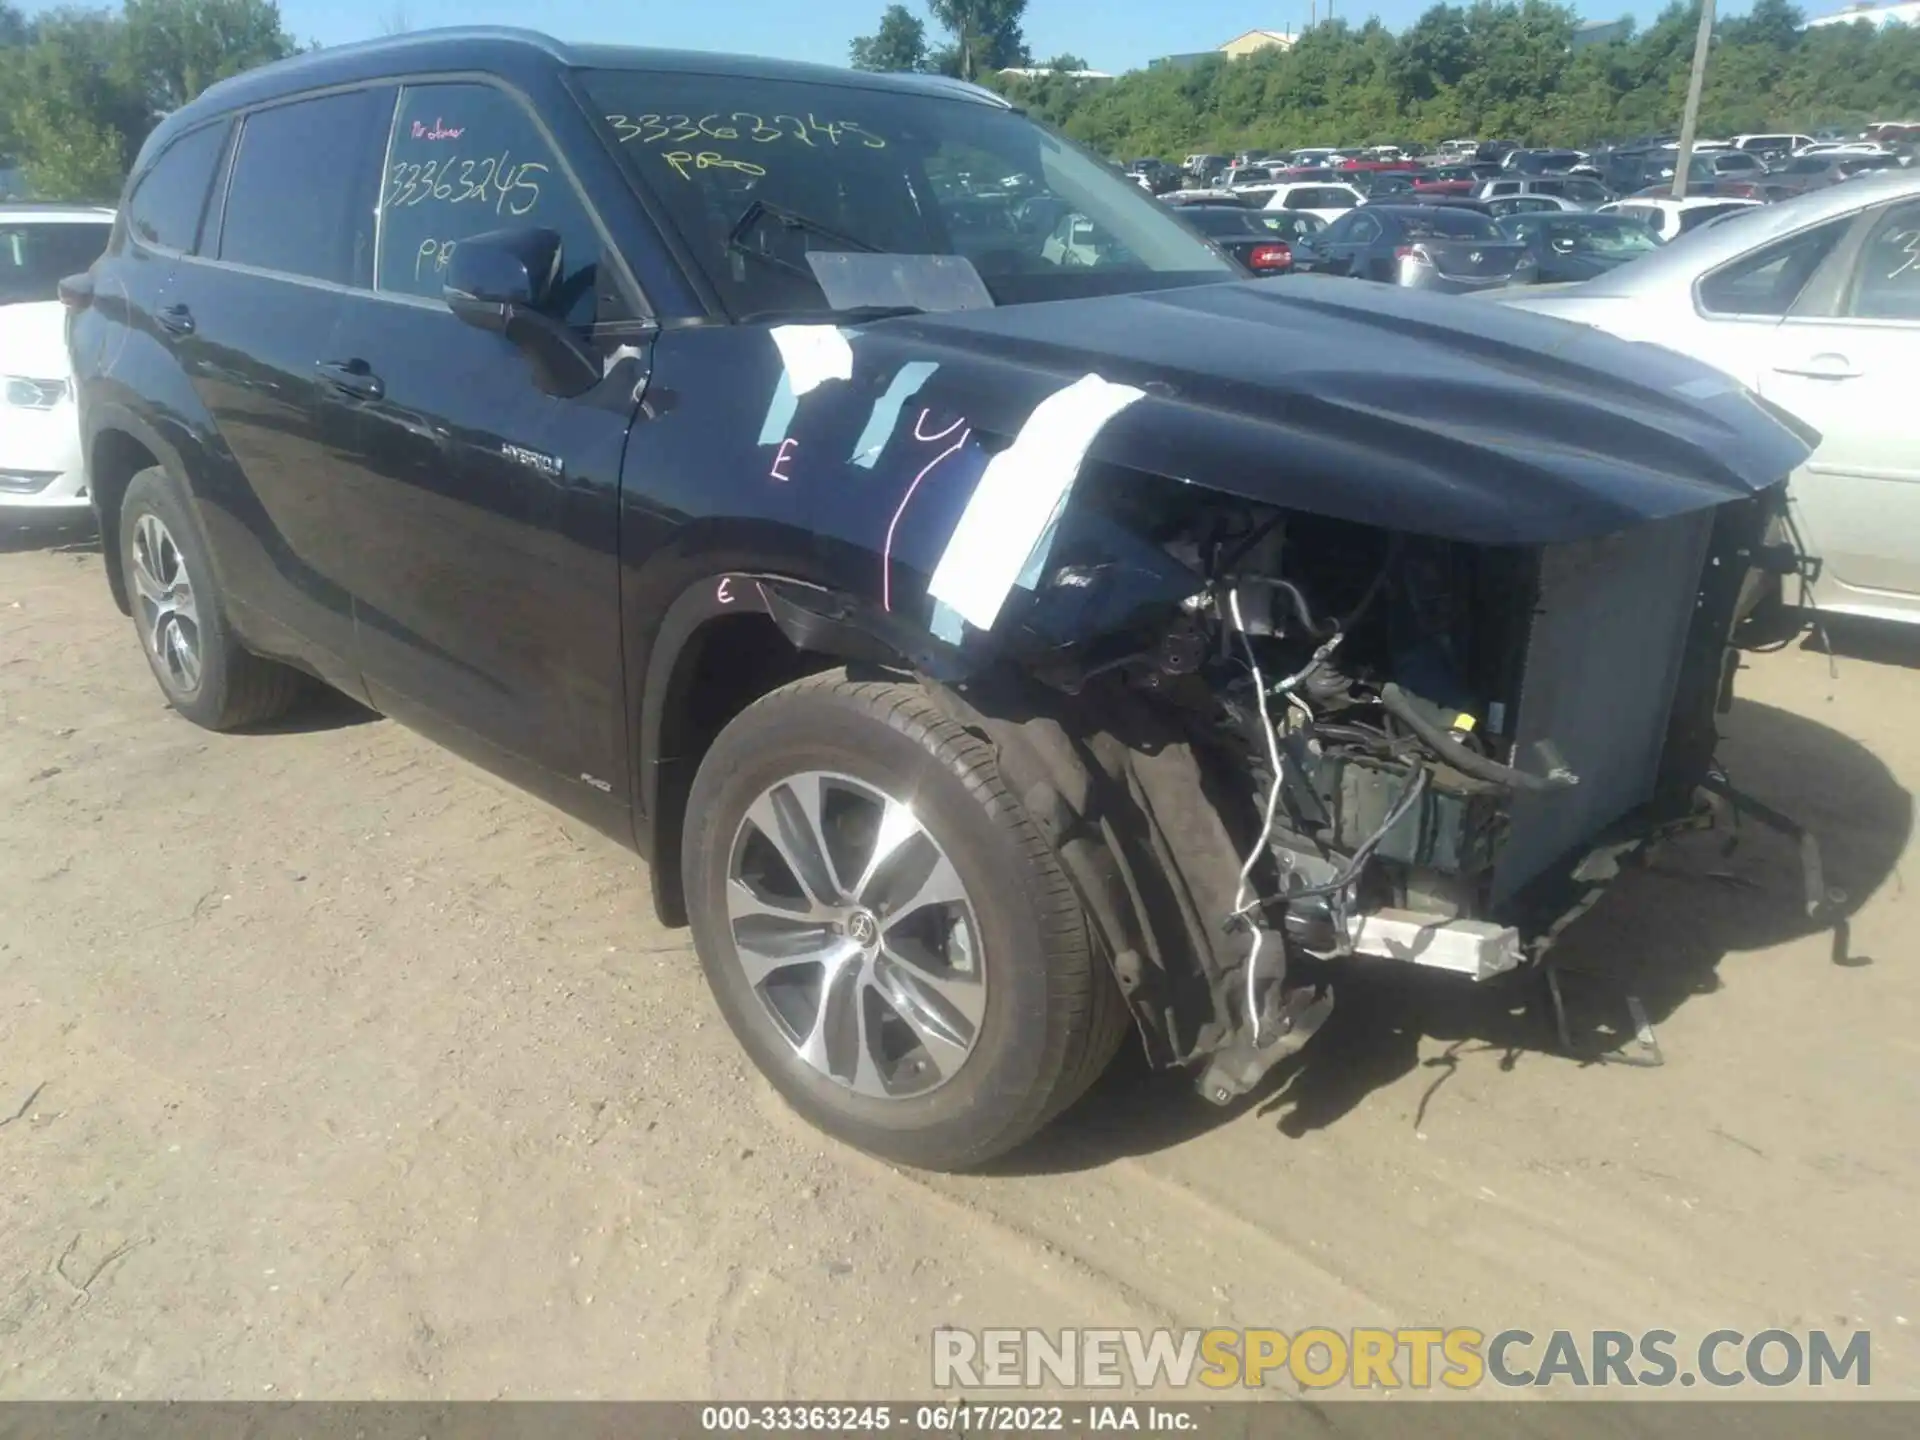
1678, 203, 1755, 234
1182, 208, 1262, 237
0, 220, 110, 306
581, 71, 1232, 318
1284, 187, 1357, 210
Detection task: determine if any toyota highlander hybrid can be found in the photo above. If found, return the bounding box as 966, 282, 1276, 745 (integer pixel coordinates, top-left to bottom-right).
65, 28, 1820, 1169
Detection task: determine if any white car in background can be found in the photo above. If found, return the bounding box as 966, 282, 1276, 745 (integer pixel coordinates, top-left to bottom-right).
1261, 181, 1364, 224
1793, 141, 1892, 160
2, 204, 115, 516
1597, 196, 1762, 242
1503, 170, 1920, 625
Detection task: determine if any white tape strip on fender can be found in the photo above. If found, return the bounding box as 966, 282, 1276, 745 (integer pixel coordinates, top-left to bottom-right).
926, 373, 1144, 634
768, 325, 854, 396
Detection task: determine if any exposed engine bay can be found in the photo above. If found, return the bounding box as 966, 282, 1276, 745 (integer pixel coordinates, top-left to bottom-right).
897, 466, 1804, 1102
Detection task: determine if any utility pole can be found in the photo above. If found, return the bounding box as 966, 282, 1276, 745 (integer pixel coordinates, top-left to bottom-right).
1671, 0, 1716, 202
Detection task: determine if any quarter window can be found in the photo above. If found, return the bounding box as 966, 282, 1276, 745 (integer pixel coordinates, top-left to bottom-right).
127, 122, 229, 253
221, 88, 394, 285
1697, 219, 1848, 316
376, 82, 606, 326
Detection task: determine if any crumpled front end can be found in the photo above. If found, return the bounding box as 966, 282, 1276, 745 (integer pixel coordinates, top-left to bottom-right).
744, 291, 1820, 1097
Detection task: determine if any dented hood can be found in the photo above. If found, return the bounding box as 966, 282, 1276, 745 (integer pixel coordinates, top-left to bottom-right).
858, 276, 1813, 546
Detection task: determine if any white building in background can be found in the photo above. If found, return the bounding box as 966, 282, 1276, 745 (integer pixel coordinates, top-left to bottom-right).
996, 67, 1115, 80
1805, 1, 1920, 28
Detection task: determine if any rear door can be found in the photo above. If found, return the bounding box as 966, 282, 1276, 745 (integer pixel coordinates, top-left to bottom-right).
320, 78, 650, 814
1758, 198, 1920, 613
163, 85, 395, 688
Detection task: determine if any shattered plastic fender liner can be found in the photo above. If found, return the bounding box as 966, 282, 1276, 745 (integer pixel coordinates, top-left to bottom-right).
927, 374, 1146, 634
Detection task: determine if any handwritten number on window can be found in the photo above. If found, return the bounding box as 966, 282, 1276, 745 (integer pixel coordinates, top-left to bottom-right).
385, 150, 543, 216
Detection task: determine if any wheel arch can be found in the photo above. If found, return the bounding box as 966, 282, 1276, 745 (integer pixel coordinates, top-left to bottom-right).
82, 403, 210, 618
636, 571, 921, 928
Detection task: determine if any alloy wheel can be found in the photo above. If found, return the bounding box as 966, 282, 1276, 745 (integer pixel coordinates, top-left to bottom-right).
130, 513, 202, 694
725, 771, 986, 1099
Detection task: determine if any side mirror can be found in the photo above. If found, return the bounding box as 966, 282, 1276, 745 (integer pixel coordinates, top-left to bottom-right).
444, 227, 599, 399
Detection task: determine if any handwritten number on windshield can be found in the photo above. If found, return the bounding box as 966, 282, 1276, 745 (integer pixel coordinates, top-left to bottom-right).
606, 112, 885, 150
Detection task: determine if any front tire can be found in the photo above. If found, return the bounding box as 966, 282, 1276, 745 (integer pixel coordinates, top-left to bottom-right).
683, 671, 1128, 1170
120, 467, 304, 731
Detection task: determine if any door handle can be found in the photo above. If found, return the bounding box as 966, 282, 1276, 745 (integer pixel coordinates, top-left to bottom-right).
1772, 354, 1860, 381
156, 303, 194, 337
315, 358, 385, 402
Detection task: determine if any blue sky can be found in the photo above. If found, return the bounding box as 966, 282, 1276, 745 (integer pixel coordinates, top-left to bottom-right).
26, 0, 1764, 76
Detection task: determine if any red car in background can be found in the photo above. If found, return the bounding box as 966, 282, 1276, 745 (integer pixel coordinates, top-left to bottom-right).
1340, 157, 1424, 174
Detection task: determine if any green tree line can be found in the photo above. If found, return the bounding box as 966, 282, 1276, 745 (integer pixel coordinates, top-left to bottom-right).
1, 0, 298, 201
944, 0, 1920, 160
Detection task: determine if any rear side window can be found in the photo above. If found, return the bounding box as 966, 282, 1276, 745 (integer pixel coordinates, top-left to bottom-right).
127, 122, 228, 253
1698, 219, 1847, 316
220, 88, 394, 286
376, 82, 606, 325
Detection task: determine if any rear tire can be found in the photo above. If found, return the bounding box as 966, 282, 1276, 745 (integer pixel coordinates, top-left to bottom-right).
120, 467, 304, 731
683, 670, 1129, 1170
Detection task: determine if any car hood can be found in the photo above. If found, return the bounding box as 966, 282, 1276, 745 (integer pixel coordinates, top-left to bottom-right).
853, 276, 1813, 545
0, 301, 71, 379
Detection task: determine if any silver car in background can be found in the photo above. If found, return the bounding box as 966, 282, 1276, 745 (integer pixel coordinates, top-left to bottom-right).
1502, 170, 1920, 625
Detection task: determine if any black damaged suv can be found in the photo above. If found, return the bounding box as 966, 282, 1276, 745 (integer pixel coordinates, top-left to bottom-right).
66, 28, 1812, 1168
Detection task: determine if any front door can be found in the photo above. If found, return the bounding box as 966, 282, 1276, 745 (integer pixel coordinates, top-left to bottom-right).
1759, 197, 1920, 616
322, 79, 648, 824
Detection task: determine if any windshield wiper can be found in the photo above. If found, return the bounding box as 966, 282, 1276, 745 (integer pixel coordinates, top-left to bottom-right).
726, 198, 880, 280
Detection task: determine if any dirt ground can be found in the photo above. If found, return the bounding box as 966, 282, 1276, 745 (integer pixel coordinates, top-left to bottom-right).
2, 512, 1918, 1402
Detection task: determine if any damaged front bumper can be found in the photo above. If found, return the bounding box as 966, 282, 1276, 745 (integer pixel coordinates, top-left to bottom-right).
731, 286, 1826, 1103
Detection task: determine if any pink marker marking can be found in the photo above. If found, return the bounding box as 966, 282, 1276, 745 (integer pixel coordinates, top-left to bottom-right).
883, 411, 971, 612
913, 411, 966, 443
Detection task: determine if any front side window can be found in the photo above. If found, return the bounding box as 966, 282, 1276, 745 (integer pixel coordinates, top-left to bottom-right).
376, 82, 607, 326
1844, 201, 1920, 322
581, 70, 1230, 319
1, 221, 112, 305
1697, 218, 1848, 316
127, 122, 229, 253
221, 88, 393, 285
